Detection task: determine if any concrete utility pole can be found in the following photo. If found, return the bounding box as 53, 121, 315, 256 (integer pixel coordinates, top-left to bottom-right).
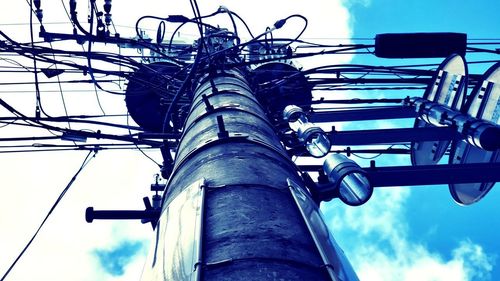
136, 31, 357, 279
74, 24, 362, 280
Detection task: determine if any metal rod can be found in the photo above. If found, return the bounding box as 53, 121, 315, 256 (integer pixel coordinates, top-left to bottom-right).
329, 127, 460, 145
85, 207, 160, 223
298, 162, 500, 187
310, 106, 417, 122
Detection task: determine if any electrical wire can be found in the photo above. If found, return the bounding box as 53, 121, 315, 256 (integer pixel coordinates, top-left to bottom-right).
0, 115, 143, 131
162, 42, 204, 133
0, 3, 498, 171
467, 46, 500, 54
219, 7, 239, 44
228, 10, 255, 39
25, 0, 74, 128
275, 14, 308, 51
190, 0, 205, 40
0, 145, 159, 154
351, 145, 410, 159
29, 0, 48, 118
0, 34, 138, 80
127, 112, 162, 167
0, 149, 98, 281
68, 0, 92, 36
0, 98, 161, 146
85, 1, 124, 96
85, 2, 106, 114
166, 13, 218, 53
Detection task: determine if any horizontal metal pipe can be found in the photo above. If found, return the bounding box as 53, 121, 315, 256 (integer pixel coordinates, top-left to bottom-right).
310, 106, 417, 122
298, 162, 500, 187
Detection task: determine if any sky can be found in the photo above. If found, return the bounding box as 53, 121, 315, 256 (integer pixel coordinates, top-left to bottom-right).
0, 0, 498, 281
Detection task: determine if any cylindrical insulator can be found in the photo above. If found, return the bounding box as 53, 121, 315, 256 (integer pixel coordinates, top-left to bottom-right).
412, 97, 500, 151
323, 153, 372, 206
466, 121, 500, 151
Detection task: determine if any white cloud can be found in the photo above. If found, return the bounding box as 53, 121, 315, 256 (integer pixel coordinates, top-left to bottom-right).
0, 150, 157, 281
452, 240, 496, 281
322, 187, 495, 281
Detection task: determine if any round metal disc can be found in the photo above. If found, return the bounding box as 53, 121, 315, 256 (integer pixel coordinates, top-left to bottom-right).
449, 62, 500, 205
411, 54, 468, 165
125, 62, 182, 132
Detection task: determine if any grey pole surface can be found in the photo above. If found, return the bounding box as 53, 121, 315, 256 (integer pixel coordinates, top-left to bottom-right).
160, 68, 330, 280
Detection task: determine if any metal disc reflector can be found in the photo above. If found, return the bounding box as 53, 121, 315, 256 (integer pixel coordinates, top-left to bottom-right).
411, 54, 468, 165
449, 62, 500, 205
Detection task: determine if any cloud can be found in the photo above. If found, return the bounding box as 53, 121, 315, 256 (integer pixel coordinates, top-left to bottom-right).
452, 240, 496, 281
0, 150, 156, 281
94, 240, 146, 276
322, 187, 495, 280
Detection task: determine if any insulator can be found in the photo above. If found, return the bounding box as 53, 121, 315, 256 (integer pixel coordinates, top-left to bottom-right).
412, 97, 500, 151
104, 14, 112, 26
297, 123, 330, 157
152, 195, 162, 209
103, 0, 112, 13
282, 104, 304, 123
323, 154, 373, 206
36, 9, 43, 22
69, 0, 76, 12
284, 105, 331, 157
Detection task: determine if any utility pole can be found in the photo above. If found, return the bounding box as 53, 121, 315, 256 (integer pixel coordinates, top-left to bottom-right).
155, 70, 324, 280
135, 32, 357, 280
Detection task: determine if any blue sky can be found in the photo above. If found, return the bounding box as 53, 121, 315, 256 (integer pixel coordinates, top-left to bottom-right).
0, 1, 498, 280
346, 0, 500, 36
320, 1, 500, 280
94, 240, 146, 276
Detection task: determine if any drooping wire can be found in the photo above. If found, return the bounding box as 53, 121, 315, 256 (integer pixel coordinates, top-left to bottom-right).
86, 0, 117, 99
0, 29, 138, 88
52, 1, 137, 96
218, 6, 239, 44
29, 0, 49, 119
49, 61, 73, 128
24, 0, 73, 128
162, 43, 204, 134
166, 14, 217, 53
228, 10, 255, 39
126, 112, 161, 167
83, 0, 107, 115
0, 149, 98, 281
0, 119, 18, 129
275, 14, 308, 51
467, 46, 500, 54
190, 0, 204, 37
195, 14, 311, 63
351, 145, 400, 160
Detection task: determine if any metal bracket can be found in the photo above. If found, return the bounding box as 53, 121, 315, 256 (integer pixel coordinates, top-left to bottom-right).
287, 179, 359, 281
